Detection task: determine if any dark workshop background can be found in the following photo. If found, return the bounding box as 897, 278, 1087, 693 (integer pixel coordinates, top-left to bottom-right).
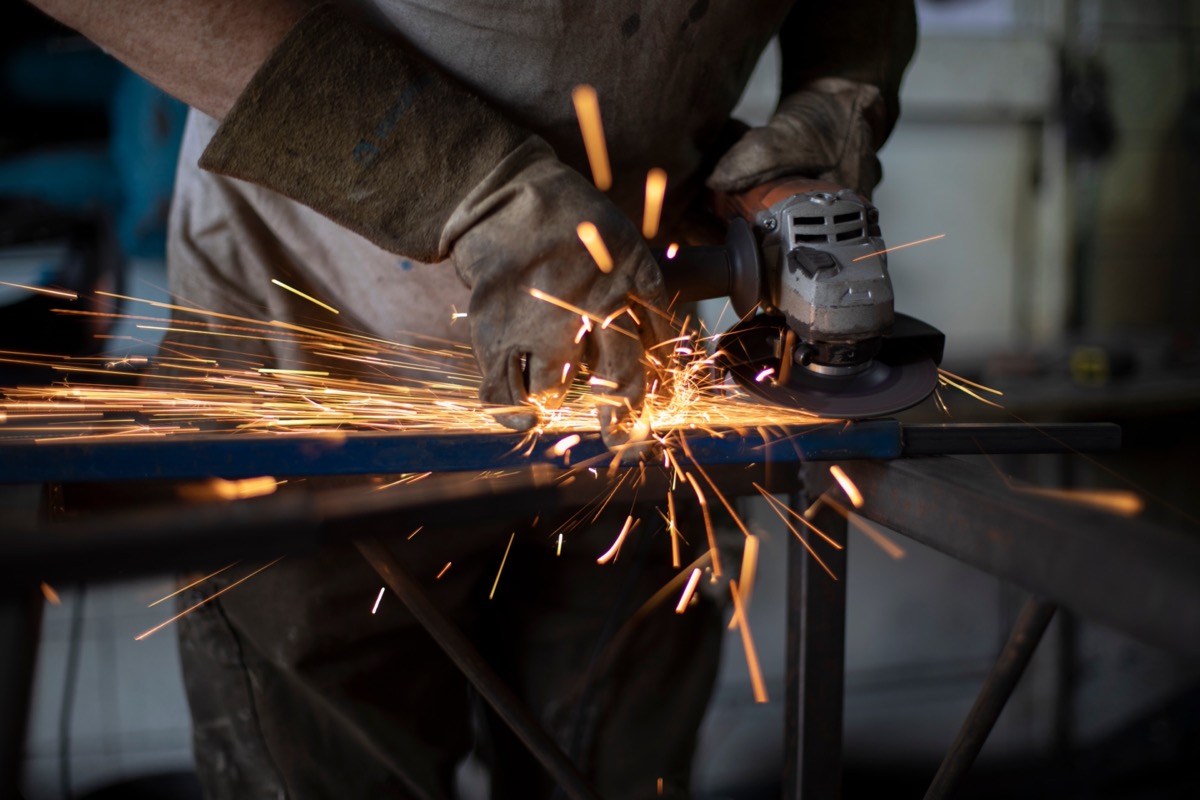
3, 0, 1199, 798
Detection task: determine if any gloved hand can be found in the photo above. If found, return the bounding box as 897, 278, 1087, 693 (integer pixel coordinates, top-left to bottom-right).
195, 4, 669, 443
446, 140, 671, 440
706, 77, 888, 199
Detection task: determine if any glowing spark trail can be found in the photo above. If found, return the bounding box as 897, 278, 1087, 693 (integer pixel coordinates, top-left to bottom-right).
0, 281, 77, 300
597, 515, 635, 564
571, 84, 612, 191
136, 557, 285, 640
436, 562, 453, 579
730, 579, 768, 703
489, 533, 516, 600
829, 465, 864, 508
851, 233, 945, 262
270, 279, 340, 314
149, 563, 239, 607
675, 568, 702, 614
643, 168, 667, 239
371, 587, 385, 614
576, 222, 614, 273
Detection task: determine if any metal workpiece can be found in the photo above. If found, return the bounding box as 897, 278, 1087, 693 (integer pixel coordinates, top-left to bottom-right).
785, 465, 848, 800
925, 597, 1058, 800
0, 422, 1121, 485
0, 469, 557, 584
837, 458, 1200, 660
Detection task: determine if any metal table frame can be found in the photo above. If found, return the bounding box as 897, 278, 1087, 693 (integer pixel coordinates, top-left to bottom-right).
6, 421, 1195, 799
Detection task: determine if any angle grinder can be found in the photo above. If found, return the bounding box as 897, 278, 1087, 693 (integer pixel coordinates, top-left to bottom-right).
660, 177, 944, 417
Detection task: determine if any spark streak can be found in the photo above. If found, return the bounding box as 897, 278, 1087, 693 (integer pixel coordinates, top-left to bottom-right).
851, 233, 945, 262
675, 568, 702, 614
149, 562, 239, 607
436, 562, 453, 579
0, 281, 77, 300
489, 532, 516, 600
371, 586, 385, 614
642, 168, 667, 239
571, 84, 612, 191
576, 222, 614, 273
270, 279, 340, 314
730, 579, 768, 703
596, 514, 635, 564
829, 465, 864, 508
136, 557, 285, 640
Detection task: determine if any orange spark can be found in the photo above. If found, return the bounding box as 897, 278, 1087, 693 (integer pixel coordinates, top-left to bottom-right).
571, 84, 612, 191
597, 514, 635, 564
728, 534, 759, 630
576, 222, 614, 273
178, 476, 279, 502
829, 465, 864, 508
730, 579, 768, 703
137, 557, 284, 640
588, 376, 620, 390
668, 490, 680, 568
270, 278, 339, 314
665, 243, 679, 259
1017, 486, 1144, 516
675, 568, 702, 614
643, 168, 667, 239
684, 472, 721, 578
489, 533, 516, 600
851, 233, 945, 262
556, 533, 563, 556
0, 281, 77, 300
371, 586, 385, 614
149, 562, 239, 607
40, 582, 61, 606
755, 367, 775, 383
436, 562, 452, 579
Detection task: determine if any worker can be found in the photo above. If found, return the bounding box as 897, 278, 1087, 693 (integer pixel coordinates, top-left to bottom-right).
27, 1, 916, 796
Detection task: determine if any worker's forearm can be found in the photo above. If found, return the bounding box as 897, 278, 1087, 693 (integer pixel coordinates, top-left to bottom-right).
26, 0, 315, 120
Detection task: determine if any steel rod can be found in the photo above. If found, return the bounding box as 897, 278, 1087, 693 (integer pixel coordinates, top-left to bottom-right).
783, 467, 848, 800
354, 538, 601, 800
838, 458, 1200, 659
0, 422, 1122, 485
924, 597, 1057, 799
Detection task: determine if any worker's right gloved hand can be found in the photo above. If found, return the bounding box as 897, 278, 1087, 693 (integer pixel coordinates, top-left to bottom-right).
196, 4, 670, 445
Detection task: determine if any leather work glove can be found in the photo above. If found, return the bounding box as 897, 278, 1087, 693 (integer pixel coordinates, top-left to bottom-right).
197, 4, 669, 444
706, 77, 889, 199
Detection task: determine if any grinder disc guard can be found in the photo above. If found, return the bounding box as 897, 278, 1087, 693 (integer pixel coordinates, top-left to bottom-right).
717, 313, 944, 418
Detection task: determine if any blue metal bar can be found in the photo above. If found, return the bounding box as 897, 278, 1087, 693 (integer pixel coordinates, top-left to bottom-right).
0, 420, 903, 484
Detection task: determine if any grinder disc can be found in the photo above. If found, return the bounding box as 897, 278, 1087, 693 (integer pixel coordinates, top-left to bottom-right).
717, 314, 941, 418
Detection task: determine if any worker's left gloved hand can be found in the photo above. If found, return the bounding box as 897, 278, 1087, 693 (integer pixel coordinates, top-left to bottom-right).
706, 78, 888, 198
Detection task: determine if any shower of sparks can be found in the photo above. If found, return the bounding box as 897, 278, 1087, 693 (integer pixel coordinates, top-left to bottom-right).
643, 168, 668, 239
675, 567, 702, 614
149, 562, 239, 607
136, 557, 285, 640
730, 579, 768, 703
270, 279, 339, 314
851, 233, 945, 262
489, 532, 516, 600
571, 84, 612, 191
829, 465, 864, 508
576, 222, 614, 273
371, 586, 385, 614
436, 562, 453, 579
0, 281, 78, 300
